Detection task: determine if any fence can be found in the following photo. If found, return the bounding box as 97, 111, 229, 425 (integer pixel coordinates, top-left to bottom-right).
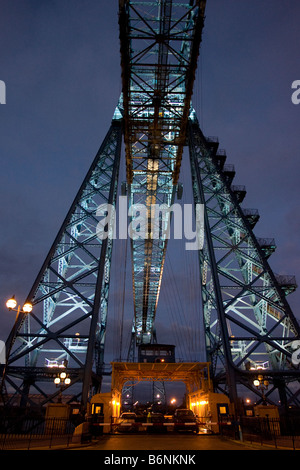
0, 416, 75, 450
2, 412, 300, 450
220, 415, 300, 450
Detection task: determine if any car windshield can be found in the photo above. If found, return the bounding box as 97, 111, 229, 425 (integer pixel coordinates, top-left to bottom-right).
121, 413, 136, 419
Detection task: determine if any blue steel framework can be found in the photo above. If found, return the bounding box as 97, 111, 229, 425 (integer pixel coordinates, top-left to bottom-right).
1, 118, 123, 408
188, 119, 300, 407
1, 0, 300, 411
119, 0, 206, 345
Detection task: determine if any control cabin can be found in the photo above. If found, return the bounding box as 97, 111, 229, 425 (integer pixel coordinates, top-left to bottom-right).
138, 344, 175, 363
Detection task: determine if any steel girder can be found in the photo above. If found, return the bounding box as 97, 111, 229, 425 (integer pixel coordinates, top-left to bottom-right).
119, 0, 206, 344
1, 118, 123, 408
188, 117, 300, 405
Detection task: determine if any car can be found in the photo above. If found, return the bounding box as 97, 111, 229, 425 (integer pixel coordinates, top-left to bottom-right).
116, 412, 137, 433
173, 408, 199, 433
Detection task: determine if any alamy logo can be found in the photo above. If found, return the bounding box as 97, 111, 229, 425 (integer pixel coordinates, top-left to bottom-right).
0, 80, 6, 104
291, 80, 300, 105
0, 340, 6, 364
95, 196, 205, 251
291, 340, 300, 366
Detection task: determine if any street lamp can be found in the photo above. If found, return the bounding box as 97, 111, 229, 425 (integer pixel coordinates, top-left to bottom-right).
6, 295, 33, 315
23, 303, 33, 313
54, 371, 71, 386
253, 375, 269, 404
6, 297, 17, 310
1, 296, 34, 396
54, 371, 71, 402
5, 295, 33, 349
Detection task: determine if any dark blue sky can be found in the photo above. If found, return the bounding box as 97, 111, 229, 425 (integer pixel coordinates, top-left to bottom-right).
0, 0, 300, 364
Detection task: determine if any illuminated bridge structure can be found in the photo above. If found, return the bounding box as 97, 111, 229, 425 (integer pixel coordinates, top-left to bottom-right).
1, 0, 300, 412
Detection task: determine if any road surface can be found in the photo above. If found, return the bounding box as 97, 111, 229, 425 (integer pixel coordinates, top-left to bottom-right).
74, 433, 269, 451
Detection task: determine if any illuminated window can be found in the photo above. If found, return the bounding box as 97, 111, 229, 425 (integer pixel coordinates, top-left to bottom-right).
219, 406, 227, 414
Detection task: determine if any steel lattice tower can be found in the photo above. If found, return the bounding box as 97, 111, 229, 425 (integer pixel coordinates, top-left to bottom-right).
1, 0, 300, 412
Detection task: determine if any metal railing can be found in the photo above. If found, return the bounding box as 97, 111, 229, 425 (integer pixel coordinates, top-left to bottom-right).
0, 416, 75, 450
220, 415, 300, 450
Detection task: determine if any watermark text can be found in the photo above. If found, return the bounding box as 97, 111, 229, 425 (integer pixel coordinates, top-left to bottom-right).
0, 340, 6, 364
0, 80, 6, 104
291, 80, 300, 105
95, 196, 204, 251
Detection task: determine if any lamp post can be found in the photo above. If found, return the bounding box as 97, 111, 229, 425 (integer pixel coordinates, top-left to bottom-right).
253, 375, 269, 405
5, 295, 33, 354
54, 371, 71, 403
1, 296, 33, 398
170, 398, 177, 413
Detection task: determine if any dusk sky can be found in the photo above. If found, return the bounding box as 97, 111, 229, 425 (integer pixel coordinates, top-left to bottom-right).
0, 0, 300, 369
